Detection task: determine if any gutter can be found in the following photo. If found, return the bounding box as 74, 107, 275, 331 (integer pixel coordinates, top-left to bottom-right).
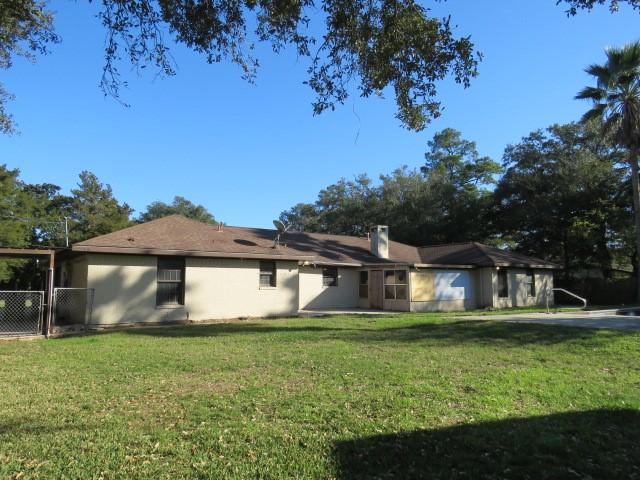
492, 263, 559, 270
413, 263, 476, 269
72, 245, 314, 262
299, 261, 363, 267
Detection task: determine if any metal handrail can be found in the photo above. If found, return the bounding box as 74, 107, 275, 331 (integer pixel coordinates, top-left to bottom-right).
546, 288, 587, 312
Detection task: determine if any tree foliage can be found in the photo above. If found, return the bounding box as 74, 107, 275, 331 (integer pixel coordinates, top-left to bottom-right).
3, 0, 637, 134
0, 165, 31, 281
577, 41, 640, 297
0, 0, 59, 133
492, 121, 631, 277
280, 128, 499, 245
139, 196, 217, 224
68, 171, 133, 242
0, 168, 223, 285
280, 123, 634, 280
560, 0, 640, 14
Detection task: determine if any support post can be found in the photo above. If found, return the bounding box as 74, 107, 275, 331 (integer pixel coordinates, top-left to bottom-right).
45, 250, 55, 338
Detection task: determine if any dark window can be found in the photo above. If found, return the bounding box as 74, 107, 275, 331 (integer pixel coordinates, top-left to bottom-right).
384, 270, 407, 300
359, 271, 368, 298
498, 269, 508, 298
156, 257, 185, 306
323, 267, 338, 287
526, 270, 535, 297
259, 261, 276, 287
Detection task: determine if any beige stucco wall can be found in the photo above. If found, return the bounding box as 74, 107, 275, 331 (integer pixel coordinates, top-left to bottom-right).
493, 269, 554, 308
186, 258, 298, 320
87, 254, 186, 325
86, 254, 300, 325
59, 256, 88, 288
410, 298, 476, 312
73, 252, 557, 324
70, 257, 88, 289
298, 266, 359, 309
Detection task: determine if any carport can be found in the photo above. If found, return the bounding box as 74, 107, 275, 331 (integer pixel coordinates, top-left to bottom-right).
0, 248, 55, 337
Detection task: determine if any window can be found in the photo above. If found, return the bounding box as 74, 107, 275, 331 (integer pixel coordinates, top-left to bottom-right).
359, 271, 368, 298
384, 270, 407, 300
259, 261, 276, 287
156, 257, 185, 306
497, 269, 508, 298
323, 267, 338, 287
526, 269, 535, 297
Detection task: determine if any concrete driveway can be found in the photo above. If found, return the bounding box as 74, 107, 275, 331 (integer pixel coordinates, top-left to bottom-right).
459, 311, 640, 331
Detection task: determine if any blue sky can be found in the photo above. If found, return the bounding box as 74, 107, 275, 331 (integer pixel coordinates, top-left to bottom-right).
1, 1, 637, 227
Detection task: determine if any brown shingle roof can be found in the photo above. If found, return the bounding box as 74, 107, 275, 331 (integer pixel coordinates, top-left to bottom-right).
73, 215, 415, 265
73, 215, 558, 268
417, 242, 559, 269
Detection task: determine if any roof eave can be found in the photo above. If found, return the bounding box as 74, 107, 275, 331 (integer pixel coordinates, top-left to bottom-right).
413, 263, 476, 269
360, 261, 414, 268
72, 245, 314, 262
299, 260, 363, 267
494, 262, 560, 269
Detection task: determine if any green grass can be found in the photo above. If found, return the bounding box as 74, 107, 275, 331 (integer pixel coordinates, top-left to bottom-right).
1, 314, 639, 479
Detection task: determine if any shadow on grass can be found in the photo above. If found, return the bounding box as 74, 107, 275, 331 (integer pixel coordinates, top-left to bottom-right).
0, 417, 89, 436
120, 323, 338, 338
334, 409, 640, 479
119, 318, 630, 346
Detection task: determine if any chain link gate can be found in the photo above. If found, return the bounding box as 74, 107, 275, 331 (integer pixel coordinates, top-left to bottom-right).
0, 291, 44, 336
53, 288, 95, 328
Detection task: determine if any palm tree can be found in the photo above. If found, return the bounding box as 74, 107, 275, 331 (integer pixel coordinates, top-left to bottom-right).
577, 42, 640, 300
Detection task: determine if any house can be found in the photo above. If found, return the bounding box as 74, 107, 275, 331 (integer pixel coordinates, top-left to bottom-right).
57, 215, 557, 326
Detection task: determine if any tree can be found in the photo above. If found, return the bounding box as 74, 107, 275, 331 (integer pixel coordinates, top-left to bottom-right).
422, 128, 501, 186
69, 171, 133, 242
2, 0, 481, 134
280, 174, 379, 236
419, 128, 500, 243
139, 196, 216, 224
576, 41, 640, 298
560, 0, 640, 15
0, 0, 59, 133
20, 183, 72, 246
279, 128, 497, 246
0, 165, 33, 282
492, 121, 631, 278
280, 203, 322, 232
5, 0, 634, 135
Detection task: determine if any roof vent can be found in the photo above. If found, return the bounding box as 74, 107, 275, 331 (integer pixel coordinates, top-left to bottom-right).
370, 225, 389, 259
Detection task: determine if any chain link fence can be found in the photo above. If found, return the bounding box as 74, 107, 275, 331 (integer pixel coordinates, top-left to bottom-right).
0, 291, 44, 336
53, 288, 95, 328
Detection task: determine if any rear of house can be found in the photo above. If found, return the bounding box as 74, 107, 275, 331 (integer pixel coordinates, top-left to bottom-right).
56, 216, 557, 326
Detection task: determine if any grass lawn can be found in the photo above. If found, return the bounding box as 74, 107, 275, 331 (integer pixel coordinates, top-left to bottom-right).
1, 314, 639, 479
